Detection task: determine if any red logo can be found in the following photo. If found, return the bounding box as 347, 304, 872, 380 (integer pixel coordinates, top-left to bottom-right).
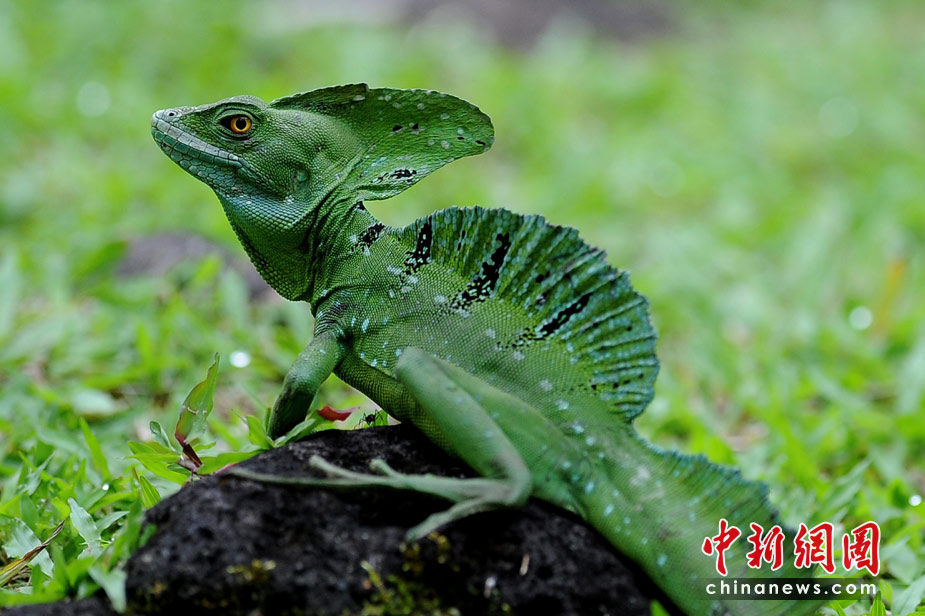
842, 521, 881, 576
702, 520, 881, 576
745, 523, 785, 571
702, 518, 742, 576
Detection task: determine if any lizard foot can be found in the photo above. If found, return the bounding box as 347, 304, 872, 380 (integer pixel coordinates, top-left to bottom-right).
232, 455, 529, 543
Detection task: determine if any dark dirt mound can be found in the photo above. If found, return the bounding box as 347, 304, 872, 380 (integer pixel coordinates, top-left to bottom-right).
5, 425, 660, 616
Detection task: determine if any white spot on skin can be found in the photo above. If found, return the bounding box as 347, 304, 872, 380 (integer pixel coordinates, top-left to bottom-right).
434, 295, 447, 304
603, 504, 615, 517
657, 554, 668, 567
584, 481, 595, 494
361, 318, 370, 332
395, 349, 403, 357
570, 422, 585, 435
539, 379, 553, 391
512, 350, 525, 361
485, 328, 496, 339
370, 359, 378, 367
557, 400, 571, 411
440, 113, 449, 120
349, 234, 358, 244
386, 266, 402, 275
631, 466, 652, 487
441, 140, 450, 149
585, 436, 596, 447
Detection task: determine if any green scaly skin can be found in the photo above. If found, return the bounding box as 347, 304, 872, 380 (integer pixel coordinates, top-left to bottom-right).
152, 84, 821, 616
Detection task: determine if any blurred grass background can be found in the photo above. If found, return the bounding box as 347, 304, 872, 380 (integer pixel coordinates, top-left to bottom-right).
0, 1, 923, 613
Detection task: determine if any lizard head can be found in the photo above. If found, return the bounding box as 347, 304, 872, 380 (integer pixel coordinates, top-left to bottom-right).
151, 84, 494, 212
151, 94, 360, 210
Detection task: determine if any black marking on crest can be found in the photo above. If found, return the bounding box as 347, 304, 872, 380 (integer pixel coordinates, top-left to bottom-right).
357, 222, 385, 247
404, 219, 433, 272
450, 232, 510, 311
537, 291, 592, 337
510, 291, 594, 348
391, 168, 416, 179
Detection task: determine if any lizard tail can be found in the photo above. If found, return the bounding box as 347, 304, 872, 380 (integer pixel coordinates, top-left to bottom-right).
587, 429, 824, 616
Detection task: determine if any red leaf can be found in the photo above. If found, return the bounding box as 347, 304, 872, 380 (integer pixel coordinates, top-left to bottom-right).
317, 405, 353, 421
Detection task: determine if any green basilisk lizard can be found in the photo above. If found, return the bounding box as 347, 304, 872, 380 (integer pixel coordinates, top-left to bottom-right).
151, 84, 820, 616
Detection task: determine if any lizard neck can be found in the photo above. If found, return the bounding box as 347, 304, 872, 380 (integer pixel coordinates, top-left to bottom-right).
302, 201, 385, 308
217, 189, 380, 305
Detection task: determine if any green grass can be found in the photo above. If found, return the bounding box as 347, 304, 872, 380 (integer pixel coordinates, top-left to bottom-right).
0, 1, 923, 614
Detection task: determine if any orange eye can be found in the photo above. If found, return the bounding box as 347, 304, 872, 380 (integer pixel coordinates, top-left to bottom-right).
226, 115, 252, 134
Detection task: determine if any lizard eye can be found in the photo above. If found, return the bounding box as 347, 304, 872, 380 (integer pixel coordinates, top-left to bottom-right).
221, 114, 253, 135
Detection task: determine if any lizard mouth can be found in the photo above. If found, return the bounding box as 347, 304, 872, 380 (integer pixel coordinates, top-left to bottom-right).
151, 110, 243, 173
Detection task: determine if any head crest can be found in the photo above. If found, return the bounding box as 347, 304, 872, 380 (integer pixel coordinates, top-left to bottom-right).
271, 84, 493, 201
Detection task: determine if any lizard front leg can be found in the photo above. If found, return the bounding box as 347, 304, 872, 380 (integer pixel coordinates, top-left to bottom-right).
234, 347, 535, 541
267, 332, 346, 438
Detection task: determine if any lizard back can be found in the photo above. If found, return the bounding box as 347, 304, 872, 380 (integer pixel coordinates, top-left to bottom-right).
326, 205, 658, 435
